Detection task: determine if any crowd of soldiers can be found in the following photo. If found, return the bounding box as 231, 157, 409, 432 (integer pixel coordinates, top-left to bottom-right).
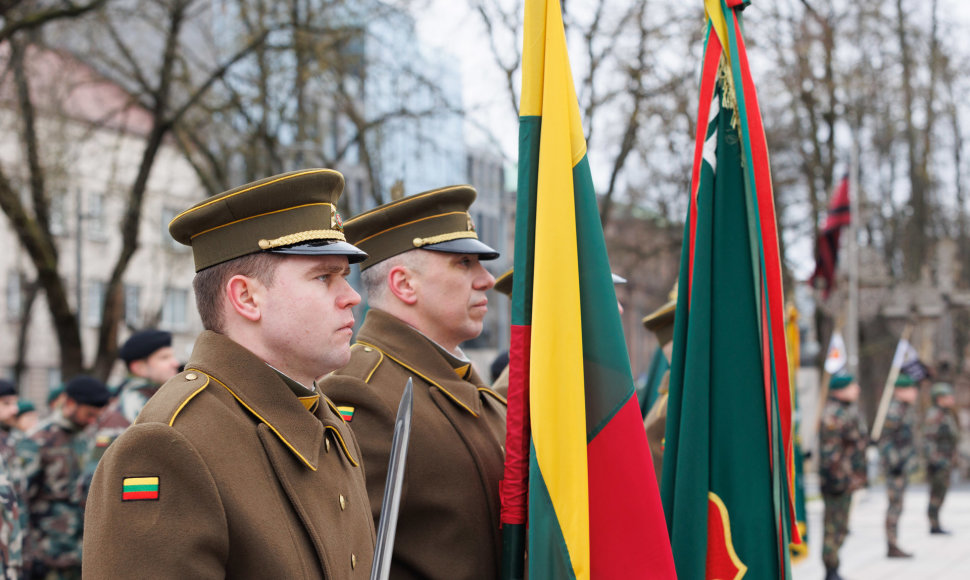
0, 330, 180, 579
818, 369, 962, 580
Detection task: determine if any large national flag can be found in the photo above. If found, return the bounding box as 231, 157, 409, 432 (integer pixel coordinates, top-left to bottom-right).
661, 1, 800, 579
809, 174, 850, 298
499, 0, 675, 578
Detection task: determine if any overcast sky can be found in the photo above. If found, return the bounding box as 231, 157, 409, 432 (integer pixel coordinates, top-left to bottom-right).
412, 0, 970, 279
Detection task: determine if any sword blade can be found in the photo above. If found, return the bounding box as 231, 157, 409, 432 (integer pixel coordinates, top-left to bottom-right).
370, 377, 414, 580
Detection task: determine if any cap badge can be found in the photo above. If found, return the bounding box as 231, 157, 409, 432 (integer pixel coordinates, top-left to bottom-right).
331, 205, 344, 232
466, 214, 475, 232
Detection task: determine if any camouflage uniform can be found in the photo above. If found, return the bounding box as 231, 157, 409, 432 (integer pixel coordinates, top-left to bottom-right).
818, 397, 868, 572
18, 411, 89, 578
0, 427, 26, 578
879, 398, 917, 548
1, 453, 24, 580
77, 376, 160, 503
923, 402, 959, 530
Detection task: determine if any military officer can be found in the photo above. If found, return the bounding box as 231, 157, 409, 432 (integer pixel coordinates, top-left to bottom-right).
641, 283, 677, 486
817, 372, 868, 580
322, 186, 506, 580
879, 372, 918, 558
19, 375, 110, 579
83, 169, 376, 578
78, 329, 180, 501
923, 381, 959, 534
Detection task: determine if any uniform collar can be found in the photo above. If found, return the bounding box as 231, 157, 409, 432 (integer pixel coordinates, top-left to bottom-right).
356, 309, 485, 415
185, 331, 325, 470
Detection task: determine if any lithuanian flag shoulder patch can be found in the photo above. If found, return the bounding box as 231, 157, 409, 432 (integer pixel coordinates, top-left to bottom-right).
337, 406, 355, 422
122, 476, 159, 501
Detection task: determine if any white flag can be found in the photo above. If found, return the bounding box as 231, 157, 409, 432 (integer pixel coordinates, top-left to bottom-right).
824, 330, 847, 375
891, 338, 919, 369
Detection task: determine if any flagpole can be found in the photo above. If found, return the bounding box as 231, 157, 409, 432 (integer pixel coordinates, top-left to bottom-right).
870, 323, 914, 441
846, 134, 860, 378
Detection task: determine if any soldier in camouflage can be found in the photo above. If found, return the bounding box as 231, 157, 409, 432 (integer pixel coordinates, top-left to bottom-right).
78, 330, 179, 502
818, 372, 868, 580
879, 372, 919, 558
1, 380, 25, 580
923, 381, 959, 534
19, 375, 110, 580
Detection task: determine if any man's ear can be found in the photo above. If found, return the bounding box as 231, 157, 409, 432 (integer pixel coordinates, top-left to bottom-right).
226, 275, 263, 322
129, 359, 148, 378
386, 265, 418, 305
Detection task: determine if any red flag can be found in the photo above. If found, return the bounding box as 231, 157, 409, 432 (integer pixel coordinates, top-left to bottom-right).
810, 175, 850, 297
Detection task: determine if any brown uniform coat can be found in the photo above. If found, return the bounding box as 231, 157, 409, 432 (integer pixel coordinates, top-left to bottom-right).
322, 309, 507, 580
83, 331, 375, 579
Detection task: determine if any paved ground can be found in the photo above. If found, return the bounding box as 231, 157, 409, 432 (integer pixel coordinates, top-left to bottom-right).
792, 482, 970, 580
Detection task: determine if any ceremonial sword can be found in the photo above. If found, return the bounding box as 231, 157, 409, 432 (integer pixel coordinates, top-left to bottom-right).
370, 377, 414, 580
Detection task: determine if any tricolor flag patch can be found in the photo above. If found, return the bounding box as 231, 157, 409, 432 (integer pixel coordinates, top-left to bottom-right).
122, 476, 159, 501
337, 406, 355, 422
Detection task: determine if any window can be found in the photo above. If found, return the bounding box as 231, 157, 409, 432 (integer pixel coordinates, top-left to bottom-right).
161, 207, 182, 249
124, 284, 141, 327
48, 368, 62, 394
86, 191, 108, 241
85, 280, 105, 327
6, 272, 22, 322
161, 287, 189, 331
49, 190, 68, 236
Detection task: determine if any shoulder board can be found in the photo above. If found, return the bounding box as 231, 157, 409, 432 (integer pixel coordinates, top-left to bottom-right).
135, 370, 211, 427
330, 343, 384, 384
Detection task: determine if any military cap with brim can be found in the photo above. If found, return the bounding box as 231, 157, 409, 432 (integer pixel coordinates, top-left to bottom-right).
344, 185, 498, 270
494, 269, 513, 296
0, 379, 15, 397
169, 168, 367, 272
119, 329, 172, 364
65, 375, 111, 407
642, 281, 678, 345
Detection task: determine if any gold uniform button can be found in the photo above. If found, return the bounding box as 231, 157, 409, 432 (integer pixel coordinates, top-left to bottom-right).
339, 494, 346, 510
363, 346, 373, 352
185, 373, 198, 381
351, 554, 357, 569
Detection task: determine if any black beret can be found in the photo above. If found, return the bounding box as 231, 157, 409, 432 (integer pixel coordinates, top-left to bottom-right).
65, 375, 111, 407
119, 329, 173, 364
0, 379, 16, 397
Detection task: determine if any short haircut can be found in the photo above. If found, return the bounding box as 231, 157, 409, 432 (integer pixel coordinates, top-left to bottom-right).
359, 250, 426, 307
192, 252, 284, 332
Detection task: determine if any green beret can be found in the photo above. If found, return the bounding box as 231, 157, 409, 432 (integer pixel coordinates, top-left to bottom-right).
47, 384, 65, 405
344, 185, 499, 271
894, 373, 915, 387
17, 400, 35, 416
169, 168, 366, 271
931, 382, 953, 398
829, 373, 854, 390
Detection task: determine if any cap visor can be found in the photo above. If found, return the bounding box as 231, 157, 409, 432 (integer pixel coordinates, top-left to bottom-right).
269, 240, 369, 264
422, 238, 500, 260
